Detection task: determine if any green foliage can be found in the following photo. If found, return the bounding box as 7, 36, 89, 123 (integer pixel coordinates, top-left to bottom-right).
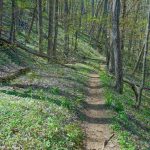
0, 86, 84, 149
100, 70, 150, 150
65, 123, 84, 148
100, 71, 135, 149
0, 95, 83, 149
50, 87, 61, 95
16, 0, 36, 9
0, 56, 95, 149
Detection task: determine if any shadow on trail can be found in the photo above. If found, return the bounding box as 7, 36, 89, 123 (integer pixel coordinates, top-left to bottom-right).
77, 110, 112, 124
83, 102, 107, 111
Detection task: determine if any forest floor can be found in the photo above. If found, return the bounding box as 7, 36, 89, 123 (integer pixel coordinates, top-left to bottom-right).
81, 73, 119, 150
0, 62, 119, 150
0, 46, 119, 149
0, 41, 149, 149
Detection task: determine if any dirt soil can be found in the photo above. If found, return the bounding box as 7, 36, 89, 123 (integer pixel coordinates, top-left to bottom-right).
82, 73, 119, 150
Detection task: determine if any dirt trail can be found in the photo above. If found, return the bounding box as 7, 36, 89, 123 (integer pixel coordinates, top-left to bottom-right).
82, 73, 119, 150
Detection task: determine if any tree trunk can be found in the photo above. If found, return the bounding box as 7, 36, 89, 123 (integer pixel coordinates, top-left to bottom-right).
137, 10, 150, 108
112, 0, 123, 94
132, 44, 145, 74
26, 6, 37, 42
89, 0, 103, 35
9, 0, 16, 43
103, 0, 109, 68
64, 0, 69, 58
109, 38, 115, 74
0, 0, 3, 37
121, 0, 126, 51
38, 0, 43, 53
48, 0, 54, 62
91, 0, 95, 18
53, 0, 59, 60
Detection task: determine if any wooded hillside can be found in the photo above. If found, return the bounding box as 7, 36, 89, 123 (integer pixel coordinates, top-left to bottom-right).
0, 0, 150, 149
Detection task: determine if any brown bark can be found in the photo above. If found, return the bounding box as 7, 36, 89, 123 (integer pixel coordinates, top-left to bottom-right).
137, 10, 150, 108
9, 0, 16, 43
48, 0, 54, 61
53, 0, 59, 60
26, 7, 37, 42
38, 0, 43, 53
0, 0, 3, 37
64, 0, 69, 58
112, 0, 123, 93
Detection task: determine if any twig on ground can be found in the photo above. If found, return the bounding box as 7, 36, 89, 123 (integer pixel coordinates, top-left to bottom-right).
102, 133, 115, 150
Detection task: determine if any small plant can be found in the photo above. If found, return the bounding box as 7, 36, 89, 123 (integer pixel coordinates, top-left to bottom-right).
113, 101, 124, 112
61, 98, 73, 110
28, 71, 37, 81
105, 90, 113, 106
65, 123, 84, 147
50, 87, 60, 95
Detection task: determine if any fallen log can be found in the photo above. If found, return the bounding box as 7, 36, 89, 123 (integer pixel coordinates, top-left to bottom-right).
108, 72, 150, 91
0, 37, 80, 72
0, 37, 50, 60
123, 78, 139, 101
107, 72, 150, 106
0, 67, 30, 83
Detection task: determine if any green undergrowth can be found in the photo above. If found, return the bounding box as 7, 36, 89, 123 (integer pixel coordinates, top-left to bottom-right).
0, 94, 83, 149
100, 69, 150, 150
0, 22, 102, 149
0, 43, 35, 68
0, 64, 86, 149
0, 49, 101, 149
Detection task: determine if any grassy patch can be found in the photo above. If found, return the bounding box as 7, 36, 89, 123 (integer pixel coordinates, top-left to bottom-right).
0, 24, 102, 149
0, 54, 103, 149
100, 70, 150, 150
0, 93, 83, 149
0, 62, 92, 149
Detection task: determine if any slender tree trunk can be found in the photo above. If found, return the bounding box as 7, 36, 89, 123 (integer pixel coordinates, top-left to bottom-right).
109, 36, 115, 73
127, 2, 140, 62
112, 0, 123, 94
9, 0, 16, 43
102, 0, 109, 68
79, 0, 85, 27
121, 0, 126, 51
132, 44, 145, 74
53, 0, 59, 59
64, 0, 69, 58
89, 0, 103, 35
0, 0, 3, 37
91, 0, 95, 18
38, 0, 43, 53
48, 0, 54, 61
74, 30, 78, 51
26, 7, 37, 42
137, 10, 150, 108
74, 0, 83, 51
